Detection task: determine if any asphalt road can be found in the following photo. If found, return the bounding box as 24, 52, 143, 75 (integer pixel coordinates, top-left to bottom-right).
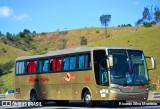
0, 101, 160, 109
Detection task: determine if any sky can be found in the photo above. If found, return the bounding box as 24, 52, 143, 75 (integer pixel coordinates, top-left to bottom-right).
0, 0, 160, 34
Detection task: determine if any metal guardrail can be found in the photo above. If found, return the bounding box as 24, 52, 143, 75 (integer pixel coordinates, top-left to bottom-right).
0, 94, 6, 98
152, 92, 160, 98
0, 92, 8, 98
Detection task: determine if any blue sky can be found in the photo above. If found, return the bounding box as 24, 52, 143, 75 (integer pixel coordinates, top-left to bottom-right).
0, 0, 159, 34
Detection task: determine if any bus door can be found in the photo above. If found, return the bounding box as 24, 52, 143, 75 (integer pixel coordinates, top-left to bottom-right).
93, 50, 109, 99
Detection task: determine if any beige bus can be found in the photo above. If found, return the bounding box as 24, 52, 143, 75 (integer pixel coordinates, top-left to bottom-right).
14, 46, 156, 107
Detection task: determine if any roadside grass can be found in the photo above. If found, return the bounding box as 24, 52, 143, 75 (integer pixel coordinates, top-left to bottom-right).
0, 69, 14, 92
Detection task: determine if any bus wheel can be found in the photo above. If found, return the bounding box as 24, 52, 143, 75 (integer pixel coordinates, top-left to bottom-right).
83, 90, 95, 107
30, 91, 37, 102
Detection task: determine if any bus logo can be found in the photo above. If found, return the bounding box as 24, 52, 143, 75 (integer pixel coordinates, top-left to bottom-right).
62, 73, 75, 82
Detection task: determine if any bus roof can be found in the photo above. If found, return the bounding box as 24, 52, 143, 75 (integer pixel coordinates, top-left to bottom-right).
16, 46, 141, 61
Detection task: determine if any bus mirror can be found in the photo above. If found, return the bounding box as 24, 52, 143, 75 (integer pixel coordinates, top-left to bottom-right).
151, 57, 156, 69
108, 55, 113, 67
145, 56, 156, 70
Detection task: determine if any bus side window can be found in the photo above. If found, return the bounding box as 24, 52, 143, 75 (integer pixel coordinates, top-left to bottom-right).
27, 61, 37, 73
20, 61, 25, 74
38, 60, 43, 72
43, 60, 49, 72
56, 58, 62, 71
32, 61, 37, 73
70, 56, 76, 70
63, 57, 69, 70
16, 61, 26, 74
50, 59, 56, 71
78, 54, 90, 69
18, 62, 21, 74
85, 54, 91, 69
27, 62, 32, 73
16, 62, 19, 74
78, 55, 85, 69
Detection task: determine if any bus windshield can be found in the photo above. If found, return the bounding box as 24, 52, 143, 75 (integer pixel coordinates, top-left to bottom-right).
109, 49, 149, 86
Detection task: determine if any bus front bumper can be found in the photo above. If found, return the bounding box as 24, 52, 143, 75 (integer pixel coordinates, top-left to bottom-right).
109, 90, 148, 101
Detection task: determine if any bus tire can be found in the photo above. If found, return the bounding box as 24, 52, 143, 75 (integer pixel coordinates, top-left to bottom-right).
83, 90, 95, 107
30, 90, 37, 102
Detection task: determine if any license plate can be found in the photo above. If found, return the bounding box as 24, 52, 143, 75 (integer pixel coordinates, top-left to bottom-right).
128, 95, 136, 98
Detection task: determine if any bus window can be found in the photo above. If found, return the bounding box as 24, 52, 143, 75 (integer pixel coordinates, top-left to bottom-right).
43, 60, 49, 72
16, 61, 25, 74
85, 54, 91, 69
56, 58, 62, 71
78, 54, 90, 69
63, 57, 69, 70
20, 62, 25, 74
27, 61, 37, 73
38, 60, 43, 72
16, 62, 19, 74
50, 59, 56, 71
78, 55, 85, 69
70, 56, 76, 70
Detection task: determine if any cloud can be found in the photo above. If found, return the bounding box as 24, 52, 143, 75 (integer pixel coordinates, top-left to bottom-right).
12, 13, 31, 21
133, 1, 139, 5
0, 6, 13, 17
0, 6, 31, 21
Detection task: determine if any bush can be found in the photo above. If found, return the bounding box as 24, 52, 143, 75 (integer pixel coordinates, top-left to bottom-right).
96, 30, 100, 34
0, 61, 14, 74
41, 32, 46, 35
143, 22, 152, 28
58, 38, 67, 49
0, 80, 8, 93
1, 38, 7, 44
2, 48, 7, 53
6, 36, 13, 41
24, 35, 33, 43
80, 36, 87, 46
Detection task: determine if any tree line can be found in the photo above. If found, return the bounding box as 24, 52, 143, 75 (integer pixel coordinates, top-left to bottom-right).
0, 29, 36, 37
99, 5, 160, 28
136, 5, 160, 26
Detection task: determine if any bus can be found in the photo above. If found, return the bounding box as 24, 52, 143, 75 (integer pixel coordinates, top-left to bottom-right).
14, 46, 156, 107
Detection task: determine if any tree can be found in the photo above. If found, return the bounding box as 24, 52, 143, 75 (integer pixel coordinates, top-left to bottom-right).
80, 36, 87, 46
18, 32, 25, 38
142, 7, 152, 22
23, 29, 31, 35
154, 6, 160, 24
136, 5, 160, 26
100, 14, 111, 27
32, 31, 36, 34
0, 31, 2, 36
6, 32, 11, 37
136, 19, 144, 26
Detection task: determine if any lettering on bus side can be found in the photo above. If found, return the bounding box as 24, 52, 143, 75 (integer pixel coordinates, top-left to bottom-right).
29, 76, 49, 83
